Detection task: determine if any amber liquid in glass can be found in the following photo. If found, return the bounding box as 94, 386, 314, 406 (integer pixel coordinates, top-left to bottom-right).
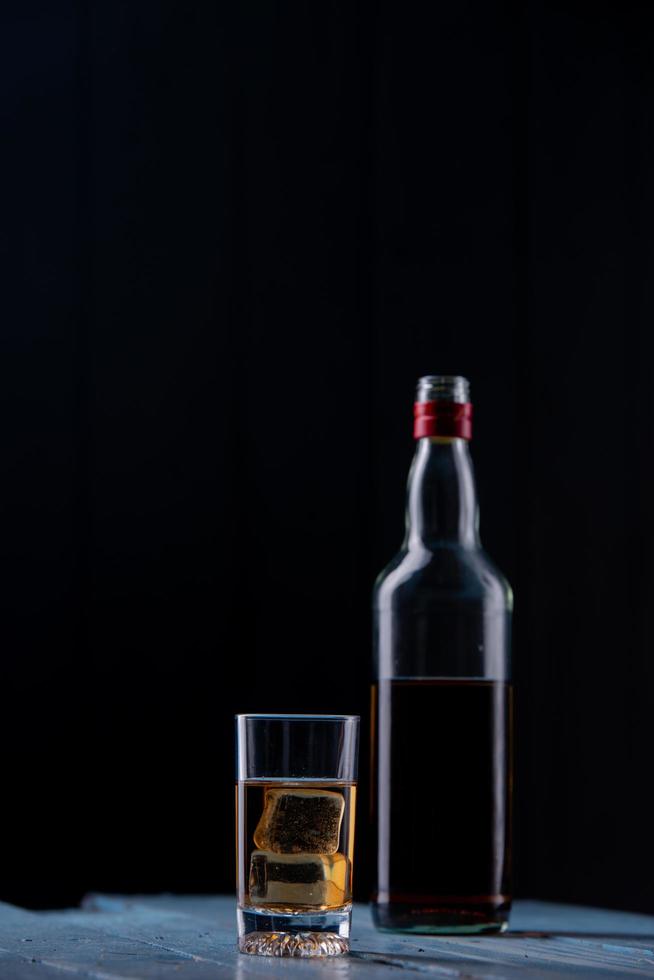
237, 781, 356, 913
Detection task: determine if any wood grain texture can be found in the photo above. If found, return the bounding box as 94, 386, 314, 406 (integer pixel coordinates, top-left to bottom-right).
1, 897, 654, 978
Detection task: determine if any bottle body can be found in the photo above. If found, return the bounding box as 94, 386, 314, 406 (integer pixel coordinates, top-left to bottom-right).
371, 378, 512, 934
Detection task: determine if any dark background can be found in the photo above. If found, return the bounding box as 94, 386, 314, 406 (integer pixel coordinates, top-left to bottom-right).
2, 0, 654, 912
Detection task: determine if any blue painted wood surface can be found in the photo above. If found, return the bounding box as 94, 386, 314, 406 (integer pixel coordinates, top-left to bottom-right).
1, 895, 653, 977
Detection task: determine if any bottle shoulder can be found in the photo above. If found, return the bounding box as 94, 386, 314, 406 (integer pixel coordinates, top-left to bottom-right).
374, 544, 512, 611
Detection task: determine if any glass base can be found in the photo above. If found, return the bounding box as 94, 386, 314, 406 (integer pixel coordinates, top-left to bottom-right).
237, 905, 351, 956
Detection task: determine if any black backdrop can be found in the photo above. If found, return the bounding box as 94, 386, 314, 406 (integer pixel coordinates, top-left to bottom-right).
3, 0, 654, 912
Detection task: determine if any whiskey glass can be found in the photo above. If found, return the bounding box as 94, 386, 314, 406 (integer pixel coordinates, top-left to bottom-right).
236, 714, 359, 956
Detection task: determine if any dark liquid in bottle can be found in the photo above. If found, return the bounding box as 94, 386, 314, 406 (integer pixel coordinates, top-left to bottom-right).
371, 678, 512, 933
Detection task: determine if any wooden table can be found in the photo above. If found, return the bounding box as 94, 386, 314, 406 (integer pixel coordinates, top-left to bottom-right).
1, 894, 654, 978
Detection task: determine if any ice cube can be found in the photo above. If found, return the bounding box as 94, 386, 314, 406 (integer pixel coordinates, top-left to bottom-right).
253, 788, 345, 854
249, 850, 349, 908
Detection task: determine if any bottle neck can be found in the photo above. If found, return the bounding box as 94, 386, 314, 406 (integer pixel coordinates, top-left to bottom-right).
404, 437, 480, 549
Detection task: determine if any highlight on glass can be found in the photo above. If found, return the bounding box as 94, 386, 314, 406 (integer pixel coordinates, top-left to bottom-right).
235, 714, 359, 956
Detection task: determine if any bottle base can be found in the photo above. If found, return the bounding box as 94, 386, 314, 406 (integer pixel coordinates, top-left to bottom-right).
237, 905, 351, 956
372, 900, 510, 935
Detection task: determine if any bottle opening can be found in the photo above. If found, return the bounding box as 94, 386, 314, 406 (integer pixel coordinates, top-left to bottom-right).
414, 375, 472, 440
416, 375, 470, 404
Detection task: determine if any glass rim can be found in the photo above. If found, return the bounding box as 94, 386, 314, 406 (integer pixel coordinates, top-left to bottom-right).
235, 713, 359, 722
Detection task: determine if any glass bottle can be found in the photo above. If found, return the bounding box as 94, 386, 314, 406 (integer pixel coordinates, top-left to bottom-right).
371, 375, 513, 934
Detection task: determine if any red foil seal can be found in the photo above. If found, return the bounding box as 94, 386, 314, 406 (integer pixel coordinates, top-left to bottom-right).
414, 400, 473, 440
